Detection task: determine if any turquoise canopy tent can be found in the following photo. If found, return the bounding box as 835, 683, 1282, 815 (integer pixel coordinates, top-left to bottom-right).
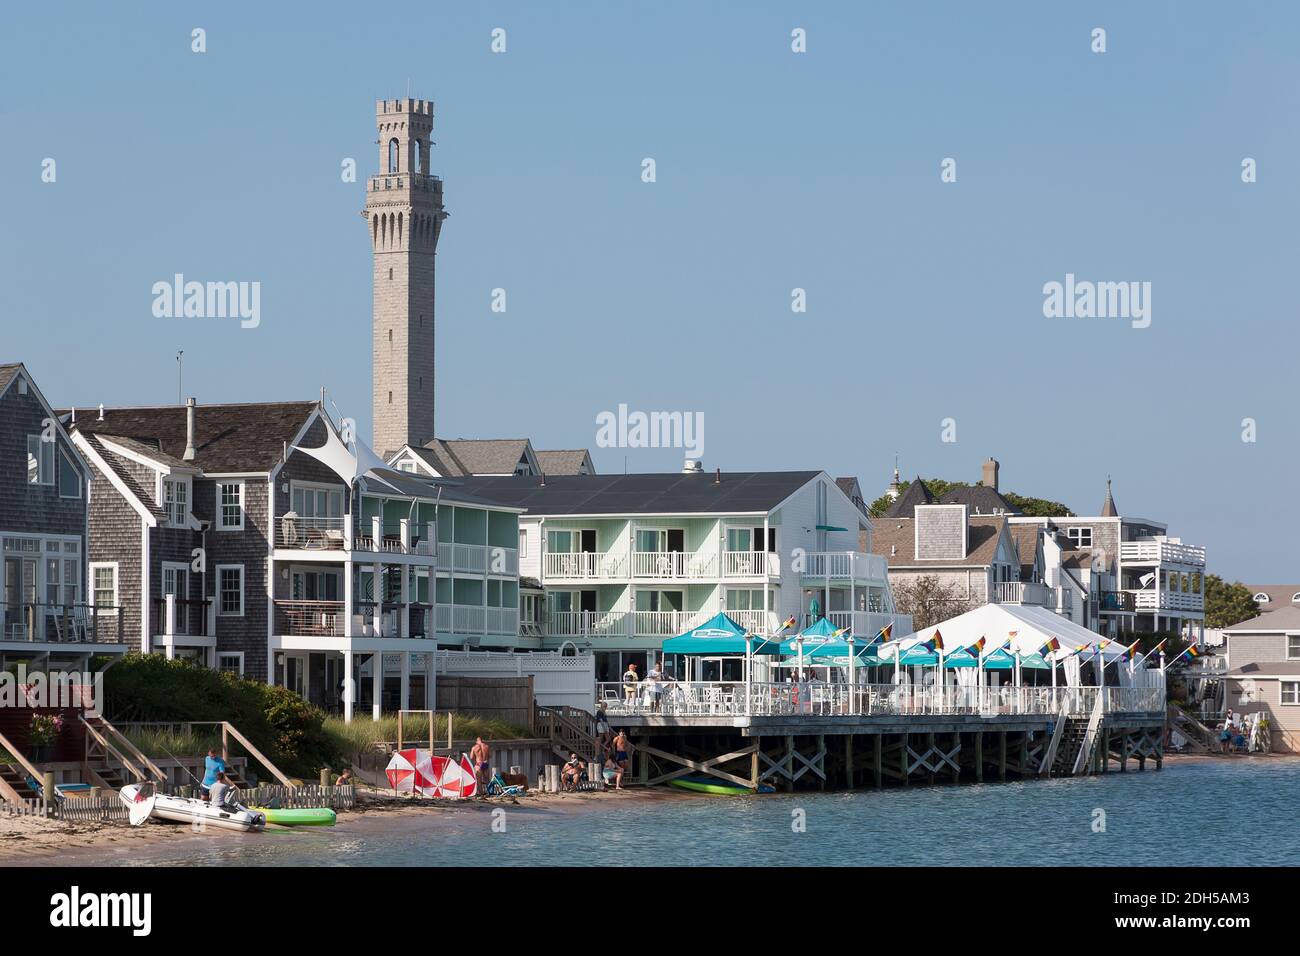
897, 645, 939, 666
981, 647, 1017, 670
777, 617, 852, 658
661, 612, 783, 656
943, 646, 981, 668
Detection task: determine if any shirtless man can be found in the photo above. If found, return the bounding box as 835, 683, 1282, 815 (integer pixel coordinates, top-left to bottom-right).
612, 730, 631, 789
469, 737, 491, 793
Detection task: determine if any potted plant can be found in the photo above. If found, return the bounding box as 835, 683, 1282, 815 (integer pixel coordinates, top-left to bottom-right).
29, 713, 63, 764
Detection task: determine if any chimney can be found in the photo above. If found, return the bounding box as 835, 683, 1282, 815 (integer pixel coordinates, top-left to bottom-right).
682, 459, 703, 474
97, 404, 104, 421
183, 397, 197, 461
982, 457, 999, 492
714, 467, 721, 486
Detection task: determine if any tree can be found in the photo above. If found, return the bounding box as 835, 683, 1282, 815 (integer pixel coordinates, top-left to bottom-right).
892, 575, 973, 631
1204, 574, 1259, 629
868, 478, 1073, 519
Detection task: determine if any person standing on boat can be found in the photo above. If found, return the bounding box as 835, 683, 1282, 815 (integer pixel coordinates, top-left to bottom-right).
200, 748, 226, 799
470, 737, 491, 793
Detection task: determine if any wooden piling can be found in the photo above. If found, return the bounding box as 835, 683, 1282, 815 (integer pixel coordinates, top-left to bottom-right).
844, 735, 854, 789
900, 734, 909, 786
751, 735, 761, 789
998, 731, 1007, 782
784, 735, 795, 792
975, 731, 984, 782
873, 734, 882, 788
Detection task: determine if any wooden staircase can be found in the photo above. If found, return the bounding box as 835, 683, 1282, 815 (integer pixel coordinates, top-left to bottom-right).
80, 714, 166, 788
535, 705, 599, 763
0, 727, 48, 804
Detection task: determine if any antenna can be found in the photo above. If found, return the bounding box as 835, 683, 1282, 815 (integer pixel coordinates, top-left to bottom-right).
176, 350, 184, 405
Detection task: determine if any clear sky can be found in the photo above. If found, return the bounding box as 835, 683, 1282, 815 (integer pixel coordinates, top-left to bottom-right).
3, 1, 1296, 581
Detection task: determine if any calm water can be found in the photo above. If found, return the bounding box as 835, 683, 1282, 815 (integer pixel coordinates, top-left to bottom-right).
105, 760, 1298, 867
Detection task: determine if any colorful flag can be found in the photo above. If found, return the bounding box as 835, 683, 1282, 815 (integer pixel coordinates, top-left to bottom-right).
1174, 644, 1201, 663
1038, 637, 1060, 657
877, 623, 893, 643
831, 626, 849, 639
1120, 640, 1140, 662
969, 636, 987, 656
931, 629, 945, 651
779, 616, 797, 632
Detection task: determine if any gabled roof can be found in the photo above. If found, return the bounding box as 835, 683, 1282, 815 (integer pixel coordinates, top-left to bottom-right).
436, 439, 534, 476
1007, 523, 1041, 579
80, 434, 166, 521
1245, 585, 1300, 610
1223, 605, 1300, 633
455, 471, 822, 516
536, 449, 594, 476
867, 515, 1007, 567
938, 484, 1019, 516
884, 476, 935, 518
67, 401, 318, 473
0, 363, 21, 396
95, 433, 194, 471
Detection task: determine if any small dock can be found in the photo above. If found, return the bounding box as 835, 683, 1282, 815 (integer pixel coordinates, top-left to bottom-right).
594, 682, 1165, 791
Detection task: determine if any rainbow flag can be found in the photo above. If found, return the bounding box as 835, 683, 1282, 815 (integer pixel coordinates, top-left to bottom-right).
1120, 640, 1140, 662
877, 623, 893, 643
969, 636, 987, 656
1073, 641, 1093, 657
1175, 644, 1201, 663
779, 616, 797, 632
931, 629, 945, 652
831, 626, 849, 639
1038, 637, 1060, 657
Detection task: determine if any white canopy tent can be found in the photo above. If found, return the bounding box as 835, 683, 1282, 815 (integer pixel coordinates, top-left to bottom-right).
878, 603, 1149, 687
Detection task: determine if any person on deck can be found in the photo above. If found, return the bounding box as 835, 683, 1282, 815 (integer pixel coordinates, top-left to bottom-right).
622, 663, 640, 705
200, 748, 226, 799
470, 737, 491, 793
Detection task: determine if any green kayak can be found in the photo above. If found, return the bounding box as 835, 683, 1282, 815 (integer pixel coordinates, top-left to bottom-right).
668, 776, 774, 796
251, 806, 337, 827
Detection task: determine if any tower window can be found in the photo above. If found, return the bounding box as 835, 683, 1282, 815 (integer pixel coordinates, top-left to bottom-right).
388, 391, 393, 404
389, 268, 393, 280
388, 137, 400, 173
388, 329, 392, 343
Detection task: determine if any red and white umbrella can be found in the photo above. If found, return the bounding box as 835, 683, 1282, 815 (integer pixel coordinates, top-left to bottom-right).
385, 749, 477, 798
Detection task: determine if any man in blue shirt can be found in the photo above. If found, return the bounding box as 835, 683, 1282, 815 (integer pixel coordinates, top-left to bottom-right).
201, 748, 226, 798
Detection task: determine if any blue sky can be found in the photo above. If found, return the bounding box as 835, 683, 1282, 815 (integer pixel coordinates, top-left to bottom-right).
2, 1, 1296, 581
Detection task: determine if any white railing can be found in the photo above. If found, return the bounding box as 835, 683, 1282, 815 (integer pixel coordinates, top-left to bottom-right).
630, 550, 712, 579
547, 610, 628, 638
1133, 590, 1204, 612
1120, 541, 1206, 568
277, 515, 346, 550
992, 581, 1049, 605
630, 610, 697, 637
800, 551, 887, 582
543, 551, 626, 579
596, 682, 1163, 719
485, 606, 519, 636
721, 550, 779, 577
728, 609, 781, 636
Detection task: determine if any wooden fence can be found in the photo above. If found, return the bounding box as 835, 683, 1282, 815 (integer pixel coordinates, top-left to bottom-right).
434, 676, 534, 729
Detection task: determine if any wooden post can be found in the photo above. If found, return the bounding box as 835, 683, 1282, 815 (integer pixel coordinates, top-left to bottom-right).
784, 736, 795, 792
873, 734, 882, 788
751, 736, 761, 789
1101, 729, 1110, 773
844, 735, 854, 789
1020, 734, 1028, 779
900, 734, 909, 786
397, 711, 404, 751
817, 734, 826, 791
998, 731, 1007, 782
43, 772, 55, 807
927, 732, 936, 785
1119, 733, 1128, 772
447, 712, 453, 750
221, 724, 230, 763
320, 768, 330, 787
975, 731, 984, 782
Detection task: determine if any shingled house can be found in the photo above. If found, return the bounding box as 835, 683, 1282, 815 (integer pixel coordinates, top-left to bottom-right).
388, 438, 594, 477
67, 398, 524, 719
1, 363, 127, 671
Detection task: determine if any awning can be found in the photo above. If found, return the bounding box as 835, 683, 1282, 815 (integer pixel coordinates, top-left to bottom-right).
661, 612, 783, 656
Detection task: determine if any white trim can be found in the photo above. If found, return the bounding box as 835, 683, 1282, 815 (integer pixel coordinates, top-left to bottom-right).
216, 480, 245, 531
216, 651, 246, 676
140, 523, 151, 651
70, 431, 159, 526
57, 446, 83, 499
216, 563, 245, 617
2, 365, 92, 476
161, 475, 193, 528
94, 435, 199, 475
88, 561, 119, 614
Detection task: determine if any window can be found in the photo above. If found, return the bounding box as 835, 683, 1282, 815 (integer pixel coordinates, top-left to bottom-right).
90, 563, 118, 613
518, 529, 528, 558
26, 435, 54, 485
291, 483, 343, 518
1288, 635, 1300, 660
217, 653, 244, 676
1067, 527, 1092, 548
58, 449, 81, 498
217, 482, 244, 530
1283, 682, 1300, 706
163, 478, 189, 527
1254, 593, 1271, 604
217, 565, 244, 616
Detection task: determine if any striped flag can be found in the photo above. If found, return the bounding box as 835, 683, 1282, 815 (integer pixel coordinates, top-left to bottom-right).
1038, 637, 1060, 657
931, 629, 945, 652
779, 616, 797, 632
877, 623, 893, 643
1174, 644, 1202, 663
969, 636, 987, 656
831, 626, 849, 639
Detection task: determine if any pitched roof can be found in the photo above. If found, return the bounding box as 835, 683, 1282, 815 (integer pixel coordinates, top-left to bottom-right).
884, 476, 935, 518
938, 484, 1019, 515
1225, 661, 1300, 677
1245, 585, 1300, 610
1007, 523, 1041, 578
404, 443, 468, 477
96, 433, 195, 470
1100, 479, 1118, 517
81, 434, 166, 520
867, 515, 1007, 567
536, 449, 592, 476
0, 363, 22, 396
455, 471, 821, 516
422, 438, 533, 476
1223, 605, 1300, 632
68, 401, 317, 473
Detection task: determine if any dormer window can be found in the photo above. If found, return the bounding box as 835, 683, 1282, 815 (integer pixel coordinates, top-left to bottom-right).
163, 477, 190, 527
1067, 527, 1092, 548
1254, 593, 1271, 604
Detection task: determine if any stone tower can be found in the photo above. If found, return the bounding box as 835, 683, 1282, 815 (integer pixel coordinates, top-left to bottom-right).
364, 97, 446, 456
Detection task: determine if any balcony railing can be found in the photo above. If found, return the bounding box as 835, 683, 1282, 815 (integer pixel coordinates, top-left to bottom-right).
274, 600, 436, 638
721, 550, 779, 577
630, 551, 717, 579
434, 603, 518, 637
1099, 591, 1136, 612
152, 597, 213, 638
822, 610, 905, 639
596, 682, 1164, 719
799, 551, 886, 582
1133, 590, 1204, 613
545, 609, 707, 640
1120, 541, 1206, 568
1, 603, 127, 644
277, 515, 347, 551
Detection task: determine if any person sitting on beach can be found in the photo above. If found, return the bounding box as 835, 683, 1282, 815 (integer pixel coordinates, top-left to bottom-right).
603, 755, 622, 790
561, 752, 584, 791
208, 771, 238, 808
335, 768, 353, 787
470, 737, 492, 793
200, 748, 226, 799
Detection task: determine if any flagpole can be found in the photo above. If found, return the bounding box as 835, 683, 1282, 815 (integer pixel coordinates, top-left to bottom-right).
847, 634, 856, 715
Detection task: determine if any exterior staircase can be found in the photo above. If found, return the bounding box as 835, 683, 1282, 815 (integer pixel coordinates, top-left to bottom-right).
535, 705, 599, 763
80, 714, 166, 788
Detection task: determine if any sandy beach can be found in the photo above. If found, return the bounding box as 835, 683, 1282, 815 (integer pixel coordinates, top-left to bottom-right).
0, 785, 685, 866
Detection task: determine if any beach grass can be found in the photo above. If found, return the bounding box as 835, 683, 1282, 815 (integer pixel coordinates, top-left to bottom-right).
119, 726, 224, 759
323, 713, 529, 753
